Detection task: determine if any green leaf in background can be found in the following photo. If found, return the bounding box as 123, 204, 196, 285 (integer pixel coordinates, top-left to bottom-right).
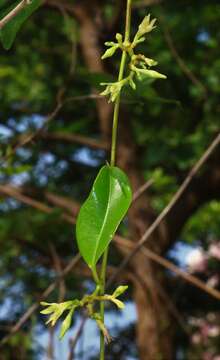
76, 165, 132, 269
0, 0, 42, 50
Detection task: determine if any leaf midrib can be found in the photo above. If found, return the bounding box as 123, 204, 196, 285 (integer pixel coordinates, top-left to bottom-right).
91, 170, 114, 267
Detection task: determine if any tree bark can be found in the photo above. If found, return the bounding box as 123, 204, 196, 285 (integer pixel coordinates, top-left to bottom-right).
132, 257, 174, 360
117, 118, 174, 359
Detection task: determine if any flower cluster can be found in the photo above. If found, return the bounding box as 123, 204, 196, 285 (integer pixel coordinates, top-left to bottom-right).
40, 285, 128, 341
100, 14, 166, 102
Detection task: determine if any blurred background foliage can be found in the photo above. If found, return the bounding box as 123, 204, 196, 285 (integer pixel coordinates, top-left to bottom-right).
0, 0, 220, 359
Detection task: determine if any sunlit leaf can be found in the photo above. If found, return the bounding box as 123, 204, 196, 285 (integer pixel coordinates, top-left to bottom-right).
76, 165, 132, 269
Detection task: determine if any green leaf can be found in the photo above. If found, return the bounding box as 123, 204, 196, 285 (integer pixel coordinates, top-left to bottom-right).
134, 67, 167, 80
40, 303, 57, 315
40, 301, 73, 327
101, 45, 119, 60
115, 33, 123, 44
59, 308, 74, 340
76, 165, 132, 269
141, 69, 167, 79
0, 0, 42, 50
129, 77, 136, 90
136, 14, 156, 38
112, 285, 128, 298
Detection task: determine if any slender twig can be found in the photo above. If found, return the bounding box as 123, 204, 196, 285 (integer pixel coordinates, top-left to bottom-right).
40, 131, 109, 151
1, 211, 220, 347
0, 100, 62, 166
68, 316, 87, 360
99, 1, 132, 358
0, 131, 219, 346
142, 246, 220, 301
0, 0, 31, 30
107, 132, 220, 286
132, 179, 154, 203
64, 94, 102, 103
0, 177, 153, 221
114, 235, 220, 302
46, 327, 54, 360
0, 94, 107, 167
159, 15, 207, 96
0, 253, 81, 346
2, 230, 220, 347
1, 128, 220, 301
49, 243, 66, 302
0, 184, 76, 224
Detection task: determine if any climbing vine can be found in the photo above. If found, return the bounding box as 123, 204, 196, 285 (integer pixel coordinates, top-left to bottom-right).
0, 0, 166, 358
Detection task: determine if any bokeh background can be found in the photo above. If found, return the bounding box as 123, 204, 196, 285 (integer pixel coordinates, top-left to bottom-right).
0, 0, 220, 359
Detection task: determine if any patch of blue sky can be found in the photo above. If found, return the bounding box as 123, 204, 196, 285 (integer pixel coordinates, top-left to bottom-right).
167, 240, 199, 270
0, 282, 25, 320
7, 114, 45, 133
0, 198, 21, 211
0, 124, 13, 138
32, 153, 69, 185
197, 29, 210, 43
11, 171, 30, 186
37, 301, 136, 359
30, 114, 45, 129
38, 153, 55, 165
32, 152, 55, 185
16, 147, 32, 160
73, 148, 104, 167
74, 301, 136, 359
0, 297, 15, 320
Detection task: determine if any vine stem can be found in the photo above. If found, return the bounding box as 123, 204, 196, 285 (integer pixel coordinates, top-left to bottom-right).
99, 1, 132, 359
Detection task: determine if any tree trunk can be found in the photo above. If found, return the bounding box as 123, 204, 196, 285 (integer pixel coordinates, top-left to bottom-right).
132, 255, 174, 360
117, 118, 174, 360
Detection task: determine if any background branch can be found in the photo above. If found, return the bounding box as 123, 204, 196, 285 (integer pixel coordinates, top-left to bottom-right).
0, 0, 30, 30
108, 132, 220, 283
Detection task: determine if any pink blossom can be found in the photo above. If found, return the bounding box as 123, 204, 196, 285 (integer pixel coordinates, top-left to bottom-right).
187, 248, 208, 273
191, 332, 202, 344
208, 325, 220, 337
209, 243, 220, 261
200, 323, 210, 340
203, 351, 214, 360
